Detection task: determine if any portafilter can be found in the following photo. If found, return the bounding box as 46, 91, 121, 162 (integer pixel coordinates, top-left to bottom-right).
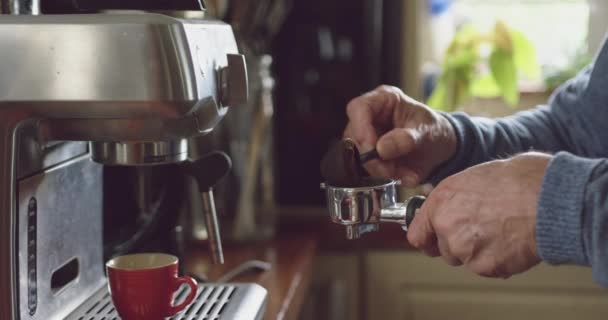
320, 139, 425, 239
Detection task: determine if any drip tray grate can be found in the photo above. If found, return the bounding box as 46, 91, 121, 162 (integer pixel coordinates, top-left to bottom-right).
65, 283, 266, 320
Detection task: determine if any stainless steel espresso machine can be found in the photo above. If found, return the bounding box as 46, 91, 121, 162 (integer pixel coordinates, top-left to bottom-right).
0, 1, 267, 319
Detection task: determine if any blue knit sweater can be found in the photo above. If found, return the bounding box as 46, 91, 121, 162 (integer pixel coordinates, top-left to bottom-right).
428, 40, 608, 286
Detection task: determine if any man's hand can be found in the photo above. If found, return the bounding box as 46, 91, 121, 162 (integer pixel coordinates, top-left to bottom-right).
343, 85, 457, 187
407, 152, 551, 278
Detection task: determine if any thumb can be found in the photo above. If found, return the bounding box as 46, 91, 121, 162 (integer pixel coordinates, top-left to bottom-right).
376, 128, 419, 160
407, 206, 440, 257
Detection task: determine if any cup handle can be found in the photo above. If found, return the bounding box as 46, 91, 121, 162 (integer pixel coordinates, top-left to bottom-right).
167, 276, 198, 316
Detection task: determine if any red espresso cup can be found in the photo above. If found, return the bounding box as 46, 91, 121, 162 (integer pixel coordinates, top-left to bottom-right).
106, 253, 198, 320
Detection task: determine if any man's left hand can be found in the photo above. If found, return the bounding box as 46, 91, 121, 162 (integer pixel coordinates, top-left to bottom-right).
407, 152, 551, 278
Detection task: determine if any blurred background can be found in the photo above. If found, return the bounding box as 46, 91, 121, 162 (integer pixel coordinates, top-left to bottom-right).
271, 0, 604, 208
201, 0, 608, 319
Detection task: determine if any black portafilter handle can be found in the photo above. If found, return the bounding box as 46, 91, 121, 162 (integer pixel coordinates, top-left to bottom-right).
404, 195, 426, 231
181, 151, 231, 265
359, 148, 379, 163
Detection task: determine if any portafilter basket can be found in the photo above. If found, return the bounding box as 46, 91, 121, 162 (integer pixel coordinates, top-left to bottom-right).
320, 177, 425, 239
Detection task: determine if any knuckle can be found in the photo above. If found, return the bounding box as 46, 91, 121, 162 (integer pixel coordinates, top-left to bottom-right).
345, 99, 361, 116
423, 194, 454, 233
433, 216, 452, 235
467, 260, 485, 275
434, 186, 455, 201
376, 85, 403, 101
469, 259, 501, 278
426, 187, 455, 215
449, 239, 473, 263
406, 232, 419, 248
481, 267, 501, 278
408, 237, 424, 250
376, 84, 396, 92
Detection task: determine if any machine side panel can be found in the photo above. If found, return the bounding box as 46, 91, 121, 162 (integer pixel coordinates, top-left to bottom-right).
17, 156, 104, 320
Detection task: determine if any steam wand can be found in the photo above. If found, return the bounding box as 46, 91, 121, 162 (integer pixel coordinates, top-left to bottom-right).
181, 151, 232, 264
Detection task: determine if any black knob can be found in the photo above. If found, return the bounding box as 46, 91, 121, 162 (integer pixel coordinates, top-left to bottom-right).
181, 151, 231, 192
405, 195, 426, 229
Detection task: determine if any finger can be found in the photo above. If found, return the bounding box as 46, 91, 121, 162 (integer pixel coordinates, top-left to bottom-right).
421, 233, 440, 257
348, 120, 395, 178
342, 122, 356, 140
407, 204, 439, 257
445, 224, 479, 265
346, 85, 401, 125
344, 120, 394, 179
466, 255, 508, 279
345, 124, 395, 179
376, 128, 419, 160
345, 86, 402, 149
437, 237, 463, 266
421, 185, 462, 264
343, 121, 378, 153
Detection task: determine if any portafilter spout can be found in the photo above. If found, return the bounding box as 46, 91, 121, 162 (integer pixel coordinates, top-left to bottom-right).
181, 151, 232, 264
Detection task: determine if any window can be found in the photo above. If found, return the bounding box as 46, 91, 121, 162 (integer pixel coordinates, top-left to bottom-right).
451, 0, 589, 70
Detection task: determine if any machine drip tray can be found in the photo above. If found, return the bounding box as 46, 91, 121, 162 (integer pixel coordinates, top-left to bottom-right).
65, 283, 267, 320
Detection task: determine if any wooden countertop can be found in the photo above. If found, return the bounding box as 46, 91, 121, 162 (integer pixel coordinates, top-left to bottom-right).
185, 232, 318, 320
182, 212, 414, 319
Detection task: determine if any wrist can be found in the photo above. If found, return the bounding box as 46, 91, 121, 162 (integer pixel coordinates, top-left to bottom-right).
437, 113, 458, 163
424, 112, 464, 185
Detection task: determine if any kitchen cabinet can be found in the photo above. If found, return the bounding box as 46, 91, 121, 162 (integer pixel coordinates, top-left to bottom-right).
366, 251, 608, 320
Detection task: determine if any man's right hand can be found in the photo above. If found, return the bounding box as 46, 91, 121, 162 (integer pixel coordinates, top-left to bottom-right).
343, 85, 458, 187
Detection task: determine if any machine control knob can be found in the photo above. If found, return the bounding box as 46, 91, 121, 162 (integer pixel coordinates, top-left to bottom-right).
219, 54, 248, 108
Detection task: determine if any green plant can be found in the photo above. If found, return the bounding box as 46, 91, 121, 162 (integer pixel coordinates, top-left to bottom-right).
427, 21, 540, 111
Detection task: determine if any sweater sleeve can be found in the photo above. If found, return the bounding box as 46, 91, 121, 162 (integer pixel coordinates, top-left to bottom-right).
537, 153, 608, 287
582, 158, 608, 286
428, 38, 608, 184
427, 65, 593, 185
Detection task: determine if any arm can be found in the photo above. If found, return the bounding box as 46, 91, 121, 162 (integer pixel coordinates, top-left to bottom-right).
428, 65, 595, 185
411, 42, 608, 284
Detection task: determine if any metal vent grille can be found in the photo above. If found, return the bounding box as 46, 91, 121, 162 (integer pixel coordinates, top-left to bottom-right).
67, 284, 236, 320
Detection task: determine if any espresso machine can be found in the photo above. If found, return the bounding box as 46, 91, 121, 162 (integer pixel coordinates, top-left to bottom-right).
0, 1, 267, 319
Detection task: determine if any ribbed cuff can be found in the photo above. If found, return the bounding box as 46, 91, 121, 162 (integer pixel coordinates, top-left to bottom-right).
536, 152, 602, 265
427, 112, 473, 185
